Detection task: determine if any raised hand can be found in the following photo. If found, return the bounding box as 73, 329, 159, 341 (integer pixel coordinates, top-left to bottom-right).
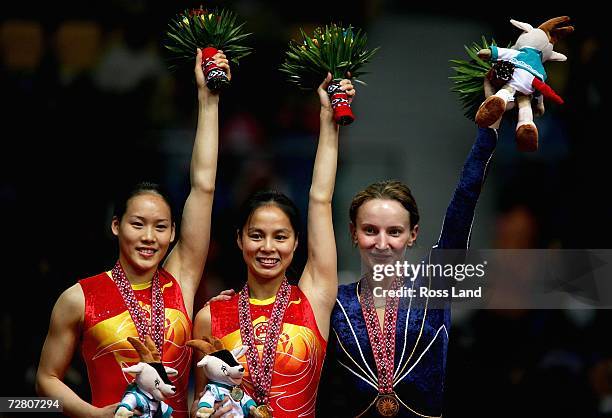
195, 49, 231, 100
317, 72, 356, 123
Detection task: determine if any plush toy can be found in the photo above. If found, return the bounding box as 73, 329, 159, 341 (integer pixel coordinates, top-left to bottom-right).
475, 16, 574, 151
187, 337, 265, 418
115, 336, 177, 418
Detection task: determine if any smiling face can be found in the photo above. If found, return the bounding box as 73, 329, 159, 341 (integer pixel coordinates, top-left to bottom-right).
111, 193, 175, 277
351, 199, 418, 271
237, 204, 298, 282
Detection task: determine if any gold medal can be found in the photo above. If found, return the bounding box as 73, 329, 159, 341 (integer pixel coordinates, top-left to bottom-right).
230, 386, 244, 402
375, 394, 399, 417
255, 404, 273, 418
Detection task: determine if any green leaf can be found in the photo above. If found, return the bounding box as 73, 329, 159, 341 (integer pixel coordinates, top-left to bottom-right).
163, 7, 253, 70
280, 22, 379, 89
449, 36, 503, 121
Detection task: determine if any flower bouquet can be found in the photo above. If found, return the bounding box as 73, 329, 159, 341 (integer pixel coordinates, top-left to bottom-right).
280, 23, 379, 125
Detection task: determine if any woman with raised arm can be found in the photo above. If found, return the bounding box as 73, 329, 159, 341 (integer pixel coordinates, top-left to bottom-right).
319, 85, 501, 417
35, 49, 229, 418
191, 74, 355, 418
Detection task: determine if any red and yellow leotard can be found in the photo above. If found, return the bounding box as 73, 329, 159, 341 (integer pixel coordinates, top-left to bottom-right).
210, 285, 326, 418
79, 269, 191, 418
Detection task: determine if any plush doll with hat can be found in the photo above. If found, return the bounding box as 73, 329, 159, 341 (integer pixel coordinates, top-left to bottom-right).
475, 16, 574, 151
187, 336, 266, 418
114, 336, 177, 418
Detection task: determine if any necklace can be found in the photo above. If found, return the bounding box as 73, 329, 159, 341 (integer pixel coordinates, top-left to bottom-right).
111, 261, 165, 354
359, 278, 403, 416
238, 279, 291, 414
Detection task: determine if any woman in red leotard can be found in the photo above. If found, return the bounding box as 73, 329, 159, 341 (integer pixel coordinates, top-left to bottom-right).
35, 50, 229, 418
191, 74, 355, 418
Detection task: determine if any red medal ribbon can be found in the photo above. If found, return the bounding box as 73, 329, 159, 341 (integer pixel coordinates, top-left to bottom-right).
360, 278, 402, 394
111, 261, 165, 354
238, 279, 291, 405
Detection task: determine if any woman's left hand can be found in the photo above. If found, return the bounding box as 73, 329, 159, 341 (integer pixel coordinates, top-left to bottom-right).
203, 289, 236, 308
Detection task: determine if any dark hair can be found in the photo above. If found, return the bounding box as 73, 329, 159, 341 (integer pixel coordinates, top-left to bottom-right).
113, 182, 174, 222
349, 180, 419, 229
236, 190, 301, 235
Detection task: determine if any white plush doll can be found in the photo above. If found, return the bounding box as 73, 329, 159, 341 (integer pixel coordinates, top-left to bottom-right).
187, 336, 266, 418
115, 336, 178, 418
475, 16, 574, 151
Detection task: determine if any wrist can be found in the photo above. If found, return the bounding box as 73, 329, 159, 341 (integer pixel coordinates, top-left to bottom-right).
91, 406, 108, 418
199, 92, 220, 107
320, 106, 334, 121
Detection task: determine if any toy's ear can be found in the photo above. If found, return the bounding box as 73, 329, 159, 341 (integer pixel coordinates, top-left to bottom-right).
232, 345, 249, 360
196, 356, 210, 368
164, 366, 179, 376
122, 363, 145, 375
510, 19, 533, 32
549, 51, 567, 61
127, 336, 155, 363
203, 336, 225, 352
186, 339, 215, 355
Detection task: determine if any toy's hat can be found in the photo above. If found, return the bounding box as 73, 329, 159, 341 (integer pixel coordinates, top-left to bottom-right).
538, 16, 574, 44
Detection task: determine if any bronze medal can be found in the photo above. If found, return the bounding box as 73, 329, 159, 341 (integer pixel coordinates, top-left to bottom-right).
230, 386, 244, 402
375, 394, 399, 417
255, 404, 273, 418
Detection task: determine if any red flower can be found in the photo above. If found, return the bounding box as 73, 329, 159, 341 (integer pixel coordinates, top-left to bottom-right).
189, 8, 208, 17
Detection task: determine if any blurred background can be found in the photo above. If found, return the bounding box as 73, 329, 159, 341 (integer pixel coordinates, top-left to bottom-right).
1, 1, 609, 416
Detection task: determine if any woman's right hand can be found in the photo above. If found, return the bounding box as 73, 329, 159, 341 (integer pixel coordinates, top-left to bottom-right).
94, 402, 121, 418
195, 48, 231, 101
317, 72, 355, 114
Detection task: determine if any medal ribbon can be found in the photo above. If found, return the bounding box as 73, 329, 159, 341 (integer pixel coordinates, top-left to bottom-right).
111, 261, 165, 354
360, 278, 402, 394
238, 279, 291, 405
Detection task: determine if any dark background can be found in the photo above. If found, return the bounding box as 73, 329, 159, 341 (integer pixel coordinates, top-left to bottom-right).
1, 1, 610, 416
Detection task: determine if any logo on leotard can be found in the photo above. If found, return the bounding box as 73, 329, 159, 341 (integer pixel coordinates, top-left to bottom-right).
253, 322, 268, 345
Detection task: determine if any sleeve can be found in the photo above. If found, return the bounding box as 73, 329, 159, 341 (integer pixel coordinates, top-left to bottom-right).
491, 46, 518, 62
435, 127, 497, 249
198, 385, 218, 409
116, 392, 138, 412
161, 402, 174, 418
242, 396, 257, 416
490, 45, 499, 61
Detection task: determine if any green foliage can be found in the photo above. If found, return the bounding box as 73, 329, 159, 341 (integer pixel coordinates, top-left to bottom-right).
280, 23, 379, 89
164, 7, 253, 71
449, 36, 498, 121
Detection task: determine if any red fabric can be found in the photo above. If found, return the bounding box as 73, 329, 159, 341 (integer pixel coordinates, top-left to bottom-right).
79, 269, 192, 418
211, 285, 327, 418
333, 103, 355, 125
330, 90, 355, 125
202, 47, 218, 61
532, 78, 564, 104
201, 47, 222, 80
